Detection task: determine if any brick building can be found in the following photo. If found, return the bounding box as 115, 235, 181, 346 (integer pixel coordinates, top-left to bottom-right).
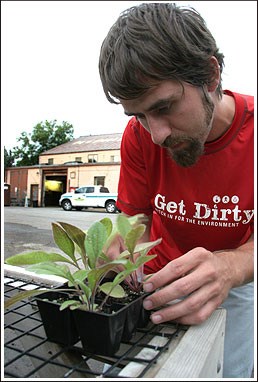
5, 133, 122, 207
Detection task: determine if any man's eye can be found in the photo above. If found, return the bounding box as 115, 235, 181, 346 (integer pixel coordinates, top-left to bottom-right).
157, 105, 170, 114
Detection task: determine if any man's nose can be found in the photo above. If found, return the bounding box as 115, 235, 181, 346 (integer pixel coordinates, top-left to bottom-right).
147, 117, 171, 146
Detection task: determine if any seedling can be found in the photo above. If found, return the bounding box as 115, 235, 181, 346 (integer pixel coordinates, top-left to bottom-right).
5, 214, 161, 312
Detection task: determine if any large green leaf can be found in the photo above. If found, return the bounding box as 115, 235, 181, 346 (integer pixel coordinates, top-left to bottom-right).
84, 240, 95, 269
52, 223, 76, 261
100, 217, 113, 237
85, 222, 108, 268
5, 251, 75, 266
99, 282, 126, 298
27, 262, 74, 283
57, 222, 86, 259
116, 215, 132, 239
125, 224, 146, 254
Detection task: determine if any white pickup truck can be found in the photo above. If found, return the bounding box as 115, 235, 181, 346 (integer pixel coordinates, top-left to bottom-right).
59, 185, 119, 213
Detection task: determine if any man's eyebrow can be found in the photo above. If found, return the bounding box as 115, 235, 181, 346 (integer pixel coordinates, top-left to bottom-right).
124, 95, 178, 117
147, 98, 173, 112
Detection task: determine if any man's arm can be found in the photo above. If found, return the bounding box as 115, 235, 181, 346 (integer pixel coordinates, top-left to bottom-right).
142, 235, 254, 325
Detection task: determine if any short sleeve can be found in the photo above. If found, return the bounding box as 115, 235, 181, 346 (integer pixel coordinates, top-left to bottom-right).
116, 118, 153, 215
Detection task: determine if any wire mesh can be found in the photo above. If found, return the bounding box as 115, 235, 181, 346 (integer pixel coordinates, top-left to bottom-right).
4, 276, 187, 378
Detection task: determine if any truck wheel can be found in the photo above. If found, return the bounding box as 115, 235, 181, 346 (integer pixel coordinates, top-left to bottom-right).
61, 200, 72, 211
105, 201, 117, 213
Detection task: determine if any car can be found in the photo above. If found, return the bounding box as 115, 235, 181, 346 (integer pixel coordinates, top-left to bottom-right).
59, 185, 119, 213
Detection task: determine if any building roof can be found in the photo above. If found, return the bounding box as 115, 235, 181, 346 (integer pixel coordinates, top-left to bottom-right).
40, 133, 123, 155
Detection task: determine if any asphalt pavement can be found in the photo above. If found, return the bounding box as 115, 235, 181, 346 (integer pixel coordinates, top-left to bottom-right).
4, 206, 119, 260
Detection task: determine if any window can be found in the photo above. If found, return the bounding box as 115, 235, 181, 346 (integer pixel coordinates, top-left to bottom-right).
48, 158, 54, 165
94, 176, 105, 186
75, 187, 86, 193
86, 187, 94, 193
75, 157, 82, 162
88, 154, 98, 163
100, 187, 109, 193
110, 155, 119, 162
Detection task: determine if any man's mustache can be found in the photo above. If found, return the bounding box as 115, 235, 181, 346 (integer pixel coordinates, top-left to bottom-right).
161, 135, 187, 149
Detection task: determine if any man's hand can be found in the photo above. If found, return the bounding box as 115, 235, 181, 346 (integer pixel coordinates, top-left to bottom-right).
143, 240, 254, 325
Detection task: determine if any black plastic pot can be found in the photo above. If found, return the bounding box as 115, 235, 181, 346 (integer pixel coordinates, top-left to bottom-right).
137, 305, 151, 328
114, 294, 144, 341
35, 284, 150, 355
35, 291, 80, 346
72, 302, 128, 356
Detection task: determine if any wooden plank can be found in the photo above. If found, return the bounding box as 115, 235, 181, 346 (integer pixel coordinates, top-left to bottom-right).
153, 308, 226, 378
118, 308, 226, 378
118, 327, 185, 378
4, 264, 66, 287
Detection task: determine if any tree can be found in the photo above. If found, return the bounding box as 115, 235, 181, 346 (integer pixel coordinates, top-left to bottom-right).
12, 120, 74, 166
4, 147, 15, 168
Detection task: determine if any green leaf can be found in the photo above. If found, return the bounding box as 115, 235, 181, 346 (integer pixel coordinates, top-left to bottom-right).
57, 222, 86, 258
117, 249, 130, 259
128, 214, 149, 227
5, 251, 76, 266
27, 262, 74, 283
59, 299, 81, 311
134, 238, 162, 254
85, 222, 108, 268
125, 224, 146, 254
112, 268, 134, 286
116, 215, 132, 239
134, 254, 157, 268
99, 282, 126, 298
100, 217, 113, 237
84, 240, 95, 269
73, 269, 89, 282
76, 279, 91, 301
52, 223, 76, 261
4, 288, 51, 309
87, 259, 128, 291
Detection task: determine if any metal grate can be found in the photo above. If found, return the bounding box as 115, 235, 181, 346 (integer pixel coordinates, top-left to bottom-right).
4, 276, 187, 378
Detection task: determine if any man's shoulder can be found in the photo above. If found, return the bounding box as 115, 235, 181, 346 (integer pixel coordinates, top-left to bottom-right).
225, 89, 254, 113
123, 117, 152, 142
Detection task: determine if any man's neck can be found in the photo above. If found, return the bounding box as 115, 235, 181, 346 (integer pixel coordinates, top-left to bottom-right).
207, 93, 236, 142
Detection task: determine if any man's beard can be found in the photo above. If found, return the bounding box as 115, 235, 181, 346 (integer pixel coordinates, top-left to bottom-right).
163, 137, 204, 167
162, 91, 214, 167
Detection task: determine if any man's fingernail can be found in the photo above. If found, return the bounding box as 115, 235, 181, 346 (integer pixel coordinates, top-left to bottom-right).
143, 282, 153, 292
151, 314, 162, 324
143, 299, 153, 309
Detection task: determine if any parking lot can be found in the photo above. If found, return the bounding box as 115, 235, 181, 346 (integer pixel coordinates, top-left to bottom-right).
4, 206, 119, 260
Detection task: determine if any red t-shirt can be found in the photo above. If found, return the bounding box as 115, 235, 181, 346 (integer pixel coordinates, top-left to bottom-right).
116, 90, 254, 274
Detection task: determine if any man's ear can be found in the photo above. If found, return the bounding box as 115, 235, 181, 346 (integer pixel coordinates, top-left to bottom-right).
207, 56, 221, 92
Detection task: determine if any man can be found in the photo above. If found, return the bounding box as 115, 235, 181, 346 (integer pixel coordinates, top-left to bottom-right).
98, 3, 254, 378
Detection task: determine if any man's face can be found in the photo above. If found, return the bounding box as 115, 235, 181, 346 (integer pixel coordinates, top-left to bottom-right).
120, 80, 215, 167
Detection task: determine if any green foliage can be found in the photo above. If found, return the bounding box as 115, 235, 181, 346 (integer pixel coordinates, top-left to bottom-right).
11, 120, 74, 166
4, 214, 161, 312
4, 147, 15, 168
6, 251, 76, 267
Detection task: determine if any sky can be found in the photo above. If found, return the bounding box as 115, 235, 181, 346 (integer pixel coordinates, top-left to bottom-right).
1, 1, 257, 151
